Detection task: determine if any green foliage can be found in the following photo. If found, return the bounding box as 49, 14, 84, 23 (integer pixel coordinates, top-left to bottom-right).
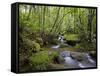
75, 44, 82, 49
29, 51, 50, 70
35, 37, 43, 46
19, 4, 96, 71
64, 34, 78, 41
22, 38, 41, 53
50, 51, 59, 60
75, 41, 96, 52
32, 41, 41, 53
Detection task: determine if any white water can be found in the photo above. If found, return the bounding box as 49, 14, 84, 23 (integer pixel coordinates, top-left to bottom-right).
64, 57, 77, 65
61, 52, 96, 68
52, 36, 64, 49
63, 52, 86, 68
51, 36, 96, 68
52, 45, 60, 49
58, 35, 64, 43
78, 62, 86, 68
86, 53, 95, 64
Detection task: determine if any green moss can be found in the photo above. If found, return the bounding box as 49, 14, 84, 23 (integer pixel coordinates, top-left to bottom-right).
32, 41, 41, 52
29, 51, 50, 70
29, 50, 60, 70
75, 44, 81, 49
50, 51, 59, 60
64, 34, 78, 41
30, 51, 50, 64
36, 37, 43, 46
22, 38, 41, 53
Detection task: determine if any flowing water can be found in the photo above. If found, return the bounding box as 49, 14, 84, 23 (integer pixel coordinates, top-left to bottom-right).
60, 51, 96, 68
52, 45, 60, 49
51, 35, 96, 68
85, 53, 96, 64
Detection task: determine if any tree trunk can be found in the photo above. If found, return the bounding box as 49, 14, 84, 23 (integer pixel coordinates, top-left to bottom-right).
26, 6, 32, 20
87, 9, 95, 43
49, 7, 60, 33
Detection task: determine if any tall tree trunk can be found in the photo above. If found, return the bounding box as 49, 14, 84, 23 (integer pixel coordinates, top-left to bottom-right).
49, 7, 60, 33
41, 6, 46, 45
26, 6, 32, 20
87, 9, 95, 43
55, 8, 70, 34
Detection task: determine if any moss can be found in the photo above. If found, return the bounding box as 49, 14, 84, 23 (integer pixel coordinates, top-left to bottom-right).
29, 51, 51, 70
64, 34, 78, 41
36, 37, 43, 46
22, 38, 41, 53
75, 44, 83, 50
75, 42, 96, 52
50, 51, 60, 63
50, 51, 59, 60
32, 41, 41, 53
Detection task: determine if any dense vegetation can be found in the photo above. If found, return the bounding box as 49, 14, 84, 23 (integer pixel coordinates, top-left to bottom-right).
19, 4, 97, 72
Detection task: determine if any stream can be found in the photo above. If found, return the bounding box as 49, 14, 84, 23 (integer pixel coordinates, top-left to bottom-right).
51, 35, 96, 68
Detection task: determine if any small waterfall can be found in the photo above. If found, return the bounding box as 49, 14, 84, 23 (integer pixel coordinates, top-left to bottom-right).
64, 57, 76, 65
52, 45, 60, 49
51, 35, 96, 68
52, 35, 64, 49
58, 35, 64, 43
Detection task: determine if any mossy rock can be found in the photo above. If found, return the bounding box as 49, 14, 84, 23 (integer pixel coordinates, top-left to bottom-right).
32, 41, 41, 53
23, 38, 41, 53
29, 51, 51, 70
36, 37, 43, 46
58, 55, 65, 63
89, 51, 96, 60
50, 51, 59, 63
50, 51, 59, 60
71, 53, 84, 61
75, 56, 83, 61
